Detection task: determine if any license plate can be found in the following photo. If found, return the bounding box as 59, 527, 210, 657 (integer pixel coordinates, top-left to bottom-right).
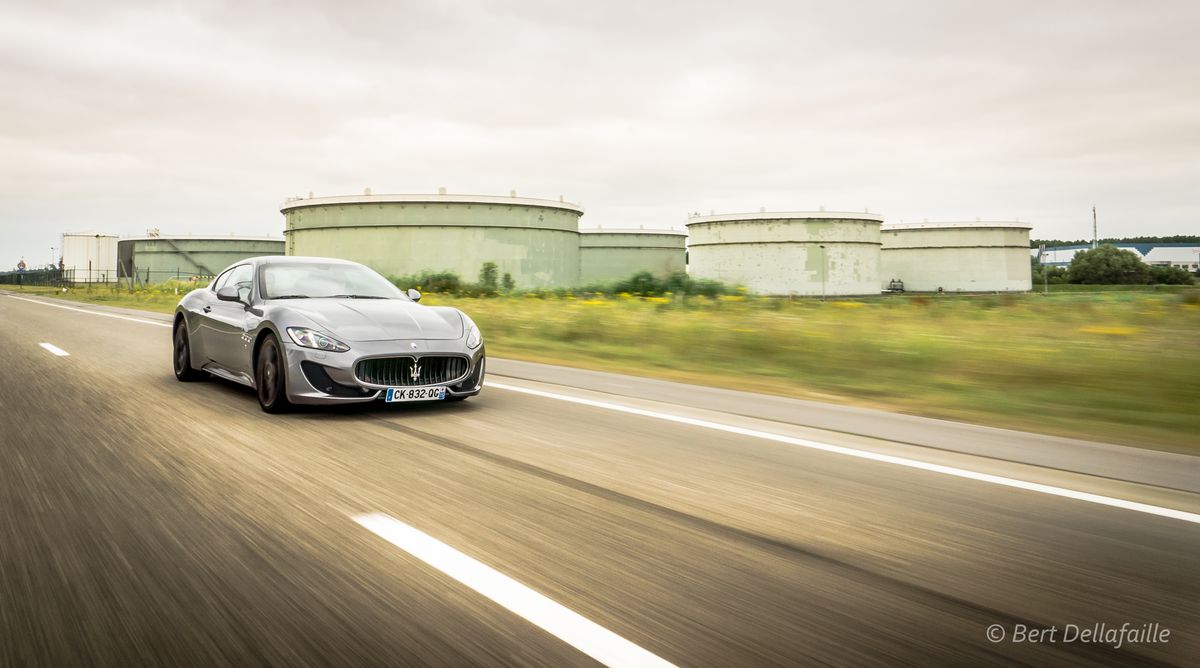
385, 386, 447, 402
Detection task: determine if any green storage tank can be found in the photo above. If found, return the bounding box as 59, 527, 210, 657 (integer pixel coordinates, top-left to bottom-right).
281, 193, 584, 289
118, 236, 285, 283
579, 228, 687, 284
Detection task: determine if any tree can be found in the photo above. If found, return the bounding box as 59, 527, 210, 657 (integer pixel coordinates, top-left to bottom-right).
501, 273, 515, 291
1067, 245, 1149, 284
477, 262, 499, 294
1147, 265, 1196, 285
1031, 264, 1068, 285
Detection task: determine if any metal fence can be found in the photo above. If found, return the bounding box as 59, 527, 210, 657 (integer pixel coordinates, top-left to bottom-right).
0, 269, 66, 287
0, 267, 214, 288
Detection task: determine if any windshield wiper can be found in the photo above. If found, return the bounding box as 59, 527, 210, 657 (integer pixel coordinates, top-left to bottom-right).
269, 294, 310, 299
329, 294, 389, 299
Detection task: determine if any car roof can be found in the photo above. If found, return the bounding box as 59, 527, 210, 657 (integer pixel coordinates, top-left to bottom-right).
252, 255, 362, 266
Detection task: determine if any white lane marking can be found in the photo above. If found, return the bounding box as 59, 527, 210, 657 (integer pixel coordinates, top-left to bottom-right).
39, 342, 70, 357
486, 382, 1200, 526
5, 295, 171, 328
353, 513, 676, 668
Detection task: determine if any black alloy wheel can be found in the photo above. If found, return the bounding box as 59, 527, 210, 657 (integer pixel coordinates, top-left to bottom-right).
256, 334, 292, 413
173, 320, 203, 382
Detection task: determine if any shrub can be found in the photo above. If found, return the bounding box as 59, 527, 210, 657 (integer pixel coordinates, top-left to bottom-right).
390, 270, 463, 293
611, 271, 661, 296
1067, 246, 1149, 284
1147, 265, 1195, 285
478, 262, 499, 295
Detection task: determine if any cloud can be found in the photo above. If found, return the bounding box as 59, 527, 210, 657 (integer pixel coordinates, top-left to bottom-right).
2, 0, 1198, 265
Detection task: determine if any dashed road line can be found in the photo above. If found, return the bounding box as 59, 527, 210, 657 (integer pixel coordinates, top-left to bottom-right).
353, 513, 676, 668
39, 342, 70, 357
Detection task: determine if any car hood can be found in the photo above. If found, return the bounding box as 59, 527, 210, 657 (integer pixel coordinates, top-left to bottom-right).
282, 299, 464, 342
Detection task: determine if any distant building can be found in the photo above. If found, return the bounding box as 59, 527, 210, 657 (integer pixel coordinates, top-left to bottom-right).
61, 232, 119, 283
1143, 246, 1200, 272
1033, 243, 1198, 270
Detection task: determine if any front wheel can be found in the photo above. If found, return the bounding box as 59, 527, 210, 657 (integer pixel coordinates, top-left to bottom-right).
173, 320, 204, 382
255, 334, 292, 413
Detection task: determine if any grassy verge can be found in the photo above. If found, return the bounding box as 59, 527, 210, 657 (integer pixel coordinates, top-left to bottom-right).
1, 283, 191, 314
420, 291, 1200, 453
1038, 283, 1193, 293
6, 283, 1197, 452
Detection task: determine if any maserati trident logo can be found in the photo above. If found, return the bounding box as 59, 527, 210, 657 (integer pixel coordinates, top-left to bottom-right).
409, 363, 422, 381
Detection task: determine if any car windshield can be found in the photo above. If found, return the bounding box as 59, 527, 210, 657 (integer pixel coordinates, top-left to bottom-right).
260, 262, 405, 300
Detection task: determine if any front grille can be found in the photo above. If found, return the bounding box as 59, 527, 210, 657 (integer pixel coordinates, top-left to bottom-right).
355, 355, 470, 387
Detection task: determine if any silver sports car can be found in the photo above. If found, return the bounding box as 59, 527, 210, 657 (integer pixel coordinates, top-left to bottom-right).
172, 256, 485, 412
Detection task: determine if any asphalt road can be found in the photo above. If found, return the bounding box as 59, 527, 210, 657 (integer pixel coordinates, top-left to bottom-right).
1, 294, 1197, 666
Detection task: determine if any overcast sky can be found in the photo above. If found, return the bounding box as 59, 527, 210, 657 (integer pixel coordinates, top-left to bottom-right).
3, 0, 1198, 265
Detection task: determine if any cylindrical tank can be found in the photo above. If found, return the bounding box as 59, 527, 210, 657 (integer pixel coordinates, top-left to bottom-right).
118, 236, 285, 283
281, 193, 584, 288
880, 222, 1033, 292
61, 232, 119, 283
684, 211, 884, 295
579, 228, 687, 284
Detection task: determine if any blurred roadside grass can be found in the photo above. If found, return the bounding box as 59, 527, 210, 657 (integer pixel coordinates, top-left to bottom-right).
423, 291, 1200, 453
4, 281, 197, 314
5, 282, 1197, 452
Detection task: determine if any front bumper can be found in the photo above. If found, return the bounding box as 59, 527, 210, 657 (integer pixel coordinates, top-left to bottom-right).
282, 338, 486, 405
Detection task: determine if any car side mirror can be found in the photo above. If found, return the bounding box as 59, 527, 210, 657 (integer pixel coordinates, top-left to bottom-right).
216, 286, 243, 303
407, 288, 422, 302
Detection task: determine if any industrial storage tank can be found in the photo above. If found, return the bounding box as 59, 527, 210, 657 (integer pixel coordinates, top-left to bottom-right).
685, 211, 884, 295
61, 232, 119, 283
579, 228, 687, 284
118, 235, 285, 284
880, 222, 1033, 292
281, 192, 584, 288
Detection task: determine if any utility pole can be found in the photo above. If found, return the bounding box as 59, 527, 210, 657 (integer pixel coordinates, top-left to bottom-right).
1092, 206, 1098, 249
818, 244, 827, 301
1039, 243, 1048, 294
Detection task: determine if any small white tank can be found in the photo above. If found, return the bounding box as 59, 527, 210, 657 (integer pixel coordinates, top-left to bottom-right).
880, 222, 1033, 292
685, 211, 883, 295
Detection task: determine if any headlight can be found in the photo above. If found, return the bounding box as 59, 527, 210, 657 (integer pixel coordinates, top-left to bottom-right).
466, 324, 482, 349
286, 327, 350, 352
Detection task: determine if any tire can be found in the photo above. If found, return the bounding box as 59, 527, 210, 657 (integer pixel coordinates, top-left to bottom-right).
173, 320, 204, 382
255, 334, 292, 413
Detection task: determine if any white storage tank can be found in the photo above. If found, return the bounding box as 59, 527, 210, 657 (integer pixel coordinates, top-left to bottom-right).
685, 211, 884, 295
880, 222, 1033, 292
61, 232, 119, 283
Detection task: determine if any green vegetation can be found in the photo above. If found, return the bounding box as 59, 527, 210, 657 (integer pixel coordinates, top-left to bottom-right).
391, 268, 730, 299
1031, 246, 1196, 287
1068, 246, 1151, 284
418, 290, 1200, 452
1031, 283, 1193, 293
477, 261, 500, 295
4, 279, 1196, 451
1, 281, 201, 314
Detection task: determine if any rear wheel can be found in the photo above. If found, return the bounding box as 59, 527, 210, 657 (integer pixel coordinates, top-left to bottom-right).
173, 320, 203, 382
256, 334, 292, 413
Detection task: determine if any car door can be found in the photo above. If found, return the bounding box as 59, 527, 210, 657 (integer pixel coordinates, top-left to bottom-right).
204, 263, 255, 376
189, 267, 233, 366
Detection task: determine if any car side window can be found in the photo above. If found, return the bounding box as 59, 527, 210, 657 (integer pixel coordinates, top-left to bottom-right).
211, 268, 234, 292
226, 264, 254, 301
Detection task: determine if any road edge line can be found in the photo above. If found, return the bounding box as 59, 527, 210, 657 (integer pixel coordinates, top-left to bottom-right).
486, 381, 1200, 525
